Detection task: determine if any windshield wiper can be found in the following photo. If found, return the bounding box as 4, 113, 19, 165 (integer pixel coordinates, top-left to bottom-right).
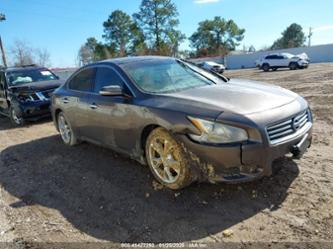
177, 59, 230, 83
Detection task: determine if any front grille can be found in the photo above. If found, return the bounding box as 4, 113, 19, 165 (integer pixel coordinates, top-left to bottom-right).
41, 89, 55, 99
267, 110, 310, 143
34, 89, 56, 101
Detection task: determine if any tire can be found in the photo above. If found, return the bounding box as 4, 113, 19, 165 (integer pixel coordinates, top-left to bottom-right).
9, 106, 25, 126
262, 64, 270, 72
289, 62, 298, 70
57, 112, 77, 146
145, 127, 193, 190
272, 68, 278, 71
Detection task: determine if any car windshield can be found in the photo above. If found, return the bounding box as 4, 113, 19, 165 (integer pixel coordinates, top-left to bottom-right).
122, 59, 215, 94
7, 68, 58, 86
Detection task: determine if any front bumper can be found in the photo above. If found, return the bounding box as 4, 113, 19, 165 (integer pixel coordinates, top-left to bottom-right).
16, 101, 51, 120
177, 124, 312, 183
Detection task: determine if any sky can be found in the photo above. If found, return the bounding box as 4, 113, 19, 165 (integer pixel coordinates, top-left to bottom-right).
1, 0, 333, 67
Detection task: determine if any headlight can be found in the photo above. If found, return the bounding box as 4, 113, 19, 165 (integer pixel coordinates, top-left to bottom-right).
188, 117, 248, 144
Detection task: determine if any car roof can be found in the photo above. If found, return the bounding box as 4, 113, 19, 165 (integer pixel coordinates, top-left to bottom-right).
100, 56, 174, 66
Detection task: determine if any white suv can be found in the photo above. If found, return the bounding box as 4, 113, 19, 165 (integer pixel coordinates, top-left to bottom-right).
256, 53, 309, 72
198, 61, 225, 74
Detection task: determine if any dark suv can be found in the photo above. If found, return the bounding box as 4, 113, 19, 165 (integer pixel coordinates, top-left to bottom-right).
0, 65, 63, 125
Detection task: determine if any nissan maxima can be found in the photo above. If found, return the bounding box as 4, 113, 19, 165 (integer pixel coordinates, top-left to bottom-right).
51, 56, 312, 190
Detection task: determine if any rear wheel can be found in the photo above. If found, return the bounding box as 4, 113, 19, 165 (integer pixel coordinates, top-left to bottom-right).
262, 64, 270, 72
9, 106, 25, 126
145, 127, 193, 190
57, 112, 77, 146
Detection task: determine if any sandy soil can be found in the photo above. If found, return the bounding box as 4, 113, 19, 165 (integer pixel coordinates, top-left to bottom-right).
0, 63, 332, 248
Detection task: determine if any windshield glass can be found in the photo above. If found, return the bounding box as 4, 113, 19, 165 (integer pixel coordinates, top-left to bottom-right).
7, 68, 58, 86
122, 59, 215, 94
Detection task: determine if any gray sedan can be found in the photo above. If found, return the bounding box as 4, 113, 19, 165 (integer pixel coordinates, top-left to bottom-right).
51, 56, 312, 190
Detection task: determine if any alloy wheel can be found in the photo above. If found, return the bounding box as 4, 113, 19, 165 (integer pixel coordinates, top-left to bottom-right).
11, 109, 23, 125
58, 114, 72, 144
148, 137, 181, 184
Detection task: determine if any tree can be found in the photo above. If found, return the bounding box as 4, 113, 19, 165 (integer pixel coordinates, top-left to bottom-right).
10, 40, 34, 66
190, 17, 245, 57
78, 37, 116, 66
103, 10, 134, 56
35, 48, 51, 67
129, 22, 148, 55
271, 23, 306, 50
248, 45, 256, 53
133, 0, 185, 55
77, 37, 98, 65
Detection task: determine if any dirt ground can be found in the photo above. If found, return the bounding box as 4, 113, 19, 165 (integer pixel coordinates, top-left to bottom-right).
0, 63, 332, 248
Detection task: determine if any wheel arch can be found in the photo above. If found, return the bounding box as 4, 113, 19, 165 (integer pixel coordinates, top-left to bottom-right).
140, 124, 161, 155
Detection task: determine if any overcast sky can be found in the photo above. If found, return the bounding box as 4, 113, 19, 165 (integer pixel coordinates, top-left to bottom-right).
1, 0, 332, 67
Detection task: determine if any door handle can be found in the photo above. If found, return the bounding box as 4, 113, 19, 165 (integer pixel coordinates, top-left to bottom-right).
90, 103, 98, 109
62, 98, 69, 104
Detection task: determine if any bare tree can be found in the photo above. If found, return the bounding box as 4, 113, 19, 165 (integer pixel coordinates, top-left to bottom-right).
10, 40, 34, 66
77, 44, 94, 66
35, 48, 51, 67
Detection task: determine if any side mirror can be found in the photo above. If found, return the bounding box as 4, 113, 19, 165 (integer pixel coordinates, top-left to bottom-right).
99, 85, 124, 96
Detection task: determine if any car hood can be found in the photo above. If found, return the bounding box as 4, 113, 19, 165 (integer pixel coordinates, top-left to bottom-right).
9, 80, 64, 93
163, 78, 299, 115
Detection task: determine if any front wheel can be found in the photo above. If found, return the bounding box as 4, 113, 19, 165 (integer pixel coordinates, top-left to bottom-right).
9, 106, 25, 126
57, 112, 77, 146
289, 62, 298, 70
145, 127, 194, 190
262, 64, 270, 72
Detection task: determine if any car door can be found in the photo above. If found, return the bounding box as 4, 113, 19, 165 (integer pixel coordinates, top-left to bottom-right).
65, 67, 96, 139
0, 71, 8, 111
280, 55, 290, 67
87, 65, 136, 151
267, 55, 277, 67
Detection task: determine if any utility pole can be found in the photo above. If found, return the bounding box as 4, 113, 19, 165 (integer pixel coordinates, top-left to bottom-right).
308, 27, 313, 47
0, 13, 7, 67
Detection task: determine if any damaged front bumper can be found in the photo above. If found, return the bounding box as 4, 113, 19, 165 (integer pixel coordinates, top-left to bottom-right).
176, 124, 312, 184
14, 100, 52, 120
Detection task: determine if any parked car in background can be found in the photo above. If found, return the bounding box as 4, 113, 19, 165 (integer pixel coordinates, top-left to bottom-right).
52, 56, 312, 190
256, 53, 310, 72
198, 61, 225, 74
0, 65, 63, 126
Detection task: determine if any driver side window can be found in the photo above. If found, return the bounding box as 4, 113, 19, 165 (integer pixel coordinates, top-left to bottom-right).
94, 67, 124, 93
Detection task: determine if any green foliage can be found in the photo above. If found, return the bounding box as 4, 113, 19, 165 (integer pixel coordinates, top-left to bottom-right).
78, 1, 246, 60
271, 23, 306, 50
190, 16, 245, 57
103, 10, 134, 56
78, 37, 116, 65
133, 0, 185, 55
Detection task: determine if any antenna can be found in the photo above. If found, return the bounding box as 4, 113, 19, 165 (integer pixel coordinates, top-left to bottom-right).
308, 27, 313, 47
